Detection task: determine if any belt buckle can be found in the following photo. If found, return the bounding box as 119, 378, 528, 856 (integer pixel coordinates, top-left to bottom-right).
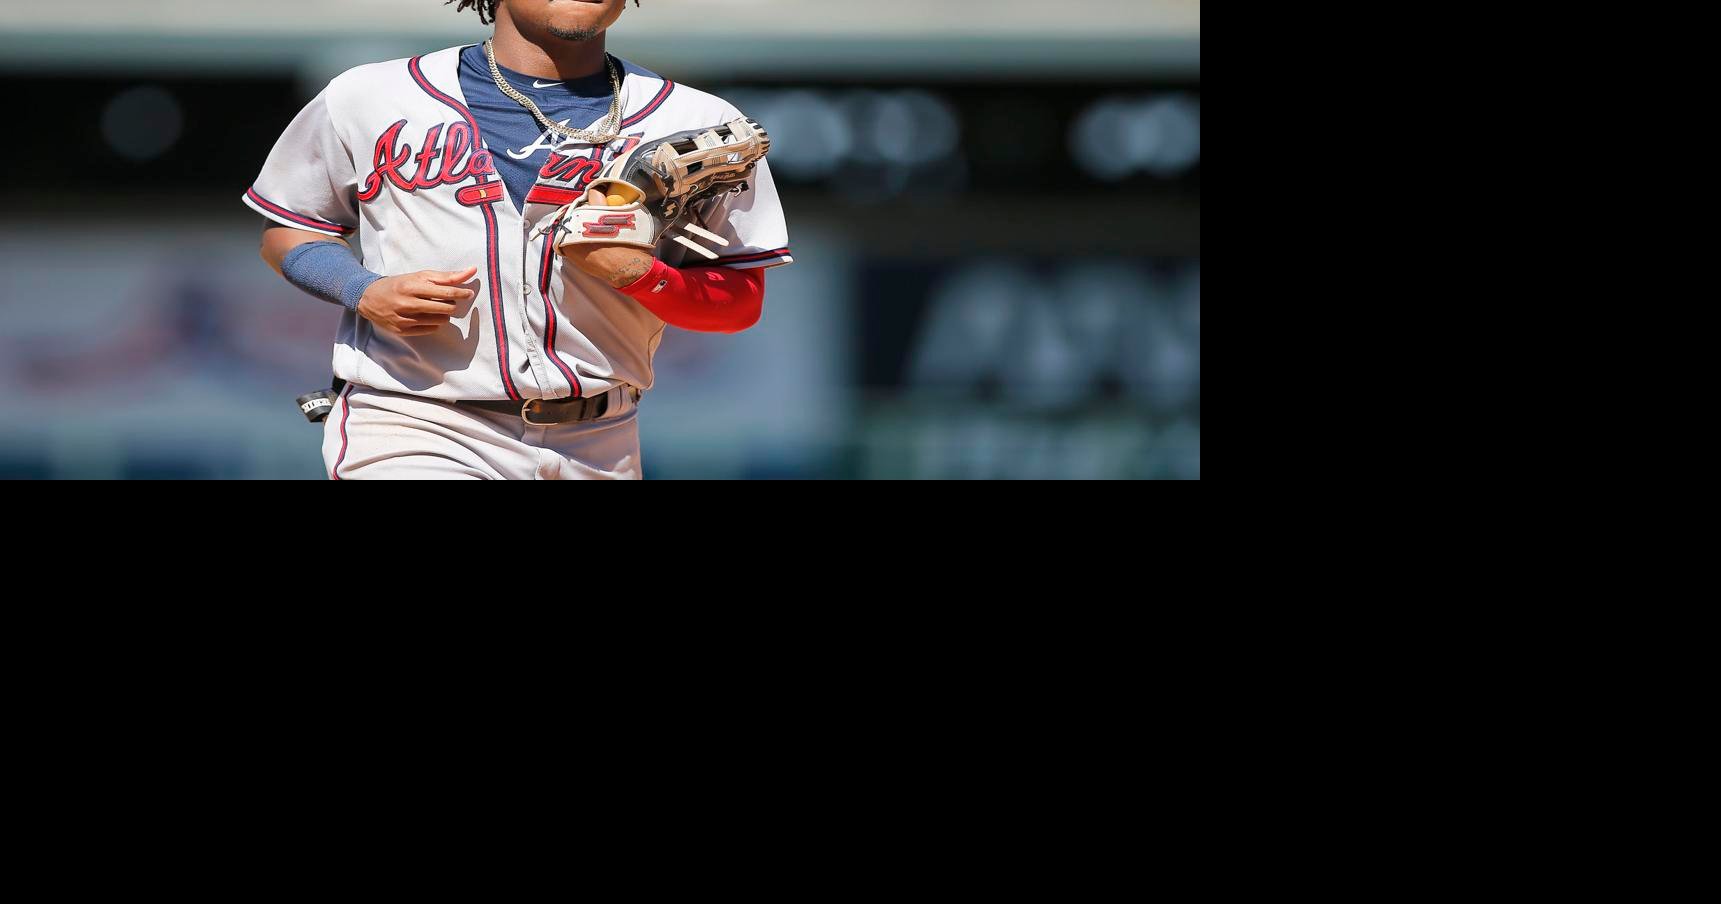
521, 399, 559, 427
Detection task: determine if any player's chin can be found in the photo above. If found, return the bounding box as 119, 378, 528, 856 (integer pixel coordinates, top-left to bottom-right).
541, 1, 625, 40
545, 24, 602, 42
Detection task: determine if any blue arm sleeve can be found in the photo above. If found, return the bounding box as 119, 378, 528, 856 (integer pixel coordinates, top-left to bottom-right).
281, 240, 383, 312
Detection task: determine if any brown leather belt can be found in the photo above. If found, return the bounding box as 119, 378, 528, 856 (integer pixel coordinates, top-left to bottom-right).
456, 387, 638, 426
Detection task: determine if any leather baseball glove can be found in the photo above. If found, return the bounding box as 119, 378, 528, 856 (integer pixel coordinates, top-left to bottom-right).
536, 117, 771, 261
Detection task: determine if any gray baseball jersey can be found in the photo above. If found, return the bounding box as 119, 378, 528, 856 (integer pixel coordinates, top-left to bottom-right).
244, 44, 792, 404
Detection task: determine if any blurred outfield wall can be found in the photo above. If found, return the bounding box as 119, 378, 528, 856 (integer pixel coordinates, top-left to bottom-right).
0, 0, 1199, 69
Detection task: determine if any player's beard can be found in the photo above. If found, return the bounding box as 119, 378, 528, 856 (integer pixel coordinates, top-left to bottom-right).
546, 24, 602, 42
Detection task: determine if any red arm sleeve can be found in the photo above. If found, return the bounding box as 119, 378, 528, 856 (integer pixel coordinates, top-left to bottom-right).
618, 259, 765, 334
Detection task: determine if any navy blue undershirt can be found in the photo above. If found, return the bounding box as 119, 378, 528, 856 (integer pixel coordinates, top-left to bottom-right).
456, 44, 659, 214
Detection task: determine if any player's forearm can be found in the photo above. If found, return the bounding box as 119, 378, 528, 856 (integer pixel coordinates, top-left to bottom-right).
620, 260, 765, 334
262, 223, 383, 311
566, 246, 656, 290
261, 225, 348, 276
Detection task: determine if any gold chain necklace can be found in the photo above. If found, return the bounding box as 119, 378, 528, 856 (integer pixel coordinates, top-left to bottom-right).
483, 39, 624, 145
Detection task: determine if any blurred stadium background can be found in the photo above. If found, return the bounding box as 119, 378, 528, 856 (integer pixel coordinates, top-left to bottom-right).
0, 0, 1199, 479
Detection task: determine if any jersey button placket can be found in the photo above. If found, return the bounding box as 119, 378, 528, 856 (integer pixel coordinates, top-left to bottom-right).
513, 220, 556, 397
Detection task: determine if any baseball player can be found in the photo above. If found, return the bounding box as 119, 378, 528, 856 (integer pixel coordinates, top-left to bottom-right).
247, 0, 791, 479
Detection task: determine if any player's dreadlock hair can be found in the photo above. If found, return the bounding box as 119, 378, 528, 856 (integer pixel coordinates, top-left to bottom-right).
448, 0, 640, 25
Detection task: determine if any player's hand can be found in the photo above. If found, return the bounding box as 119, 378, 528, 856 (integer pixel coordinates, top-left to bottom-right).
358, 267, 479, 337
560, 189, 656, 289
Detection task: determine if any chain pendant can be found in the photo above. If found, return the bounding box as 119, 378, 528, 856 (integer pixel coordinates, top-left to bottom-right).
484, 39, 624, 146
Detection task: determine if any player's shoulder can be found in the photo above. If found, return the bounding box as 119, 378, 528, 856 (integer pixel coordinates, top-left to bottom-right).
648, 81, 749, 126
324, 55, 416, 95
608, 56, 741, 120
321, 45, 465, 108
